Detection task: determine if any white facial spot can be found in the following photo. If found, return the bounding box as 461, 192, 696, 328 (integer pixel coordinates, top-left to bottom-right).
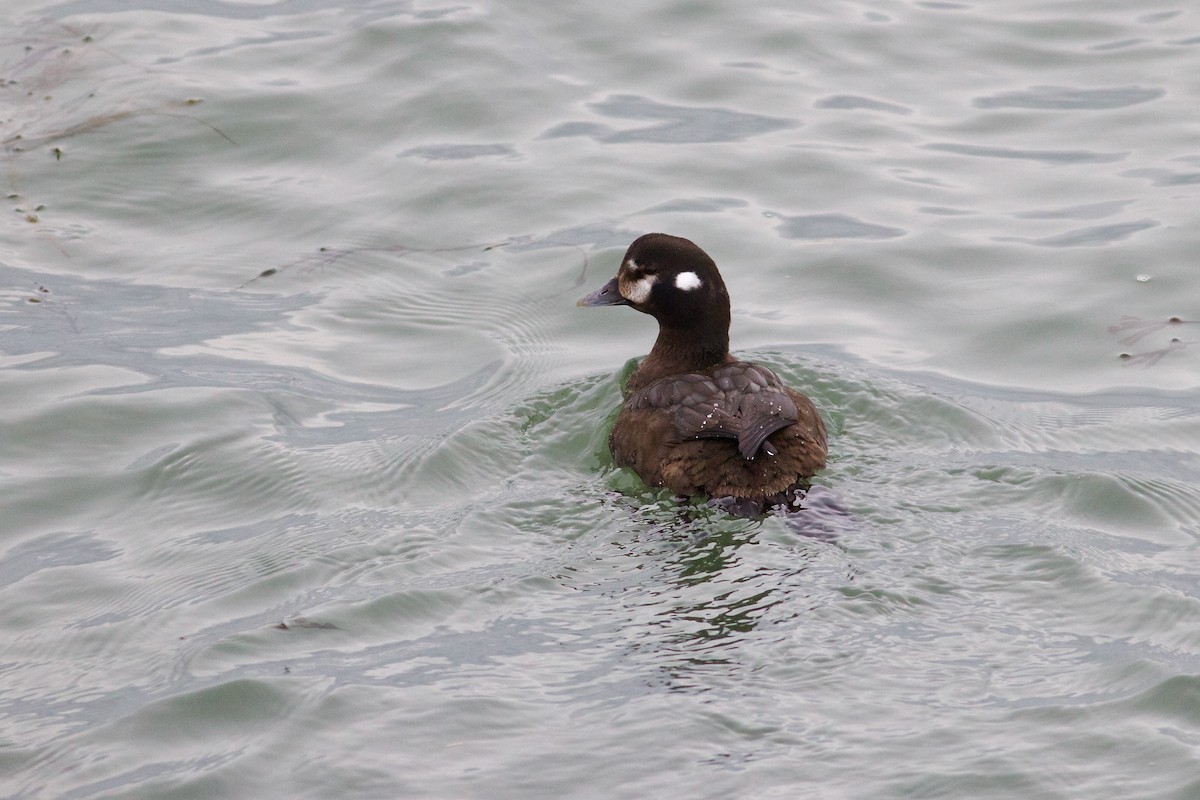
675, 271, 702, 291
624, 275, 655, 304
619, 258, 657, 304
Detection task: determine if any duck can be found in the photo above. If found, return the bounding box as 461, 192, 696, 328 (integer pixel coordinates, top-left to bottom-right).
578, 233, 827, 515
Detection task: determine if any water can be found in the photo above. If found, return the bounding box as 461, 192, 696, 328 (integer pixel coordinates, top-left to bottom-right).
2, 1, 1199, 798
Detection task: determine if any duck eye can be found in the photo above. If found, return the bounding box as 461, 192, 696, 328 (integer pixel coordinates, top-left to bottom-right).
625, 257, 656, 276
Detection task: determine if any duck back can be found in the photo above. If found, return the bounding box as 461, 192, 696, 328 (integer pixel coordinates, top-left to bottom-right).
610, 361, 827, 500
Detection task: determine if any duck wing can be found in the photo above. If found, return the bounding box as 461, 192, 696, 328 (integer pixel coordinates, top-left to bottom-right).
725, 390, 799, 459
628, 363, 799, 460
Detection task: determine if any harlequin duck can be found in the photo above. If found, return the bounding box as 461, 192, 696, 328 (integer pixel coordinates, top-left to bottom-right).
579, 233, 827, 515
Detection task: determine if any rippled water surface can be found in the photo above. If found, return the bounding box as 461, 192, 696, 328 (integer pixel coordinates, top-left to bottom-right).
3, 1, 1200, 798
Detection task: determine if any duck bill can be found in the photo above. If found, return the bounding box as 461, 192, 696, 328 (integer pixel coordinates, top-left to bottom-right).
577, 277, 628, 307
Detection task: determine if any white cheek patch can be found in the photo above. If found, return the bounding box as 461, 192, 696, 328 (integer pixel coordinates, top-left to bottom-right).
675, 271, 703, 291
619, 258, 657, 304
624, 275, 655, 304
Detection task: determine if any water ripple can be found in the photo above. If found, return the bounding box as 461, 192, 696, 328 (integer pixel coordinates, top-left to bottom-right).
1121, 168, 1200, 186
996, 219, 1158, 247
398, 143, 519, 161
540, 93, 797, 144
924, 142, 1129, 164
1012, 199, 1133, 220
0, 532, 118, 587
973, 85, 1164, 110
773, 213, 905, 240
815, 95, 913, 115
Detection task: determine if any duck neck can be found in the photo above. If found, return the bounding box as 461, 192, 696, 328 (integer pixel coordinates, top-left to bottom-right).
629, 320, 732, 393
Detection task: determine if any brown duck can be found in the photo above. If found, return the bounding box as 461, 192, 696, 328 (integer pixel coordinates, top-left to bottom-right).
579, 233, 827, 514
